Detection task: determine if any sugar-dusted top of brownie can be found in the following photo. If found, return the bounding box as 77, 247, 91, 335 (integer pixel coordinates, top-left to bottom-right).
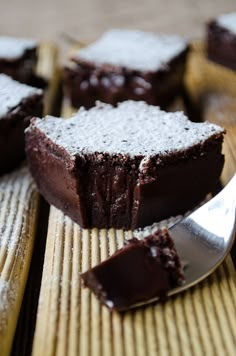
74, 29, 187, 72
216, 12, 236, 35
29, 101, 224, 159
0, 36, 37, 60
0, 74, 42, 118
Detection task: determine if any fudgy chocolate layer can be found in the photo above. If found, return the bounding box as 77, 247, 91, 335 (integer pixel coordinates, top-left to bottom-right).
207, 21, 236, 71
26, 127, 224, 229
64, 49, 188, 109
0, 94, 43, 175
0, 48, 37, 85
81, 229, 184, 311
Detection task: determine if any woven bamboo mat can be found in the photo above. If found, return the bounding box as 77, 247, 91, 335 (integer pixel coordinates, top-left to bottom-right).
0, 42, 59, 356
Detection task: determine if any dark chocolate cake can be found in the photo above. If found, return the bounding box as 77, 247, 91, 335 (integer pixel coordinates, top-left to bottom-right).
64, 29, 188, 108
0, 36, 38, 84
81, 229, 184, 311
0, 74, 43, 175
26, 100, 225, 230
207, 12, 236, 71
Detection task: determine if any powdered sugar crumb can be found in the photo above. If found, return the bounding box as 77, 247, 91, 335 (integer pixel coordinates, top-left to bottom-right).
74, 29, 187, 71
217, 12, 236, 35
29, 101, 224, 159
0, 74, 42, 118
0, 36, 37, 60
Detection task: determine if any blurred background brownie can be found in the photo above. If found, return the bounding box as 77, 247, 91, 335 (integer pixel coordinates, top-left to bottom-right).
207, 12, 236, 71
0, 74, 43, 175
0, 36, 38, 84
64, 29, 188, 109
26, 101, 224, 230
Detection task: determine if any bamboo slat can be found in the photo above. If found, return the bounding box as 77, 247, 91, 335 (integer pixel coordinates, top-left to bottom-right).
0, 168, 39, 356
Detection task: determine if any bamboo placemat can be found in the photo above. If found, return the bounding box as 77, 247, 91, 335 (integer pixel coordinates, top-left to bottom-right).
0, 42, 59, 356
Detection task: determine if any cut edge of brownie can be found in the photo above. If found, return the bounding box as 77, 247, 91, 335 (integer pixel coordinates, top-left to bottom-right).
81, 228, 185, 311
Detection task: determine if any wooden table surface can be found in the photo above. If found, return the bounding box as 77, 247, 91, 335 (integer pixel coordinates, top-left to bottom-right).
0, 0, 235, 59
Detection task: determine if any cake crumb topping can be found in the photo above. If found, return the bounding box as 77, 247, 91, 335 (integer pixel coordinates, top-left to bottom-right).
74, 29, 187, 72
29, 101, 224, 159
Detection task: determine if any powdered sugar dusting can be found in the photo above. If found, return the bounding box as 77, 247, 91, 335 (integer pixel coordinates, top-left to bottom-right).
29, 101, 224, 160
0, 279, 18, 331
0, 36, 37, 60
0, 167, 37, 330
217, 12, 236, 35
74, 29, 187, 71
0, 74, 42, 118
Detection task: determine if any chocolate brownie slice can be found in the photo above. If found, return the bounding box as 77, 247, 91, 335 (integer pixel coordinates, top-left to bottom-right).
0, 74, 43, 175
81, 229, 184, 311
64, 29, 188, 109
207, 12, 236, 71
0, 36, 38, 84
26, 100, 225, 230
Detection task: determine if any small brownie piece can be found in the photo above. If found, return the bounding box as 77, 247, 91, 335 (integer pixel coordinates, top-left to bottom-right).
207, 13, 236, 71
81, 229, 184, 311
0, 36, 38, 84
26, 101, 225, 230
64, 29, 188, 109
0, 74, 43, 175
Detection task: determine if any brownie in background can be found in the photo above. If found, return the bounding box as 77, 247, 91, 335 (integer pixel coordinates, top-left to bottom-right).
207, 12, 236, 71
0, 74, 43, 175
64, 29, 188, 109
0, 36, 39, 85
